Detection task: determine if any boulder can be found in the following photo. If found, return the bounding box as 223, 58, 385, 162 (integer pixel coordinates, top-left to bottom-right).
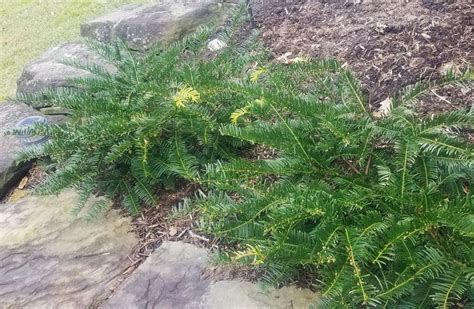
101, 241, 208, 308
80, 1, 229, 51
16, 43, 112, 106
0, 101, 42, 197
102, 241, 318, 308
0, 191, 137, 308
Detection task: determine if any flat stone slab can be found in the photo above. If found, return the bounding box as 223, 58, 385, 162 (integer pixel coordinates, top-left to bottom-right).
80, 1, 229, 51
0, 191, 137, 308
0, 101, 42, 197
16, 43, 111, 104
102, 241, 317, 309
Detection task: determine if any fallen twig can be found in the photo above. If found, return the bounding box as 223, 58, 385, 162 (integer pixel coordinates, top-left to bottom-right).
189, 230, 210, 242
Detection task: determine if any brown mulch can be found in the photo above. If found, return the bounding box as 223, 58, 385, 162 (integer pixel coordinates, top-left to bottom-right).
252, 0, 473, 115
241, 144, 279, 161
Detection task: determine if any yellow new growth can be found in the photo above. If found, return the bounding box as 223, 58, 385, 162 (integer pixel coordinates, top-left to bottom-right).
172, 86, 200, 108
230, 106, 250, 124
230, 98, 265, 124
250, 66, 267, 82
255, 98, 265, 107
234, 244, 265, 265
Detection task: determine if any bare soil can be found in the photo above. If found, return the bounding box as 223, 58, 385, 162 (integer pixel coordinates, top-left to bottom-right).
252, 0, 473, 115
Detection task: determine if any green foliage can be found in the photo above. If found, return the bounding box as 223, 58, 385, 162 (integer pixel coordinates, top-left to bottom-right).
197, 59, 474, 307
15, 6, 264, 215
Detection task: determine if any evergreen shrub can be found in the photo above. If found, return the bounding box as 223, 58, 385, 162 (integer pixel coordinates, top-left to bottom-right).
198, 59, 474, 307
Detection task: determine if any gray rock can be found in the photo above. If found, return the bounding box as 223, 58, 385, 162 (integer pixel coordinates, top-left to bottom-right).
16, 43, 111, 105
102, 241, 210, 309
80, 1, 229, 51
0, 190, 137, 308
102, 241, 318, 309
0, 101, 42, 197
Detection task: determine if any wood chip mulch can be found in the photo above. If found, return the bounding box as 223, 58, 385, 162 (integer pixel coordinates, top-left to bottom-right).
253, 0, 473, 114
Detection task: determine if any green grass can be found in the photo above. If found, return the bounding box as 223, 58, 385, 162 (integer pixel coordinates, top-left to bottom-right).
0, 0, 153, 100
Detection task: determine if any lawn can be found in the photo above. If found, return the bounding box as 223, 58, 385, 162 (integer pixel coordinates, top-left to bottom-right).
0, 0, 152, 100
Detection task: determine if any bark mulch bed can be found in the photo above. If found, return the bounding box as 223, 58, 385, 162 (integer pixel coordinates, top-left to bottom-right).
253, 0, 473, 115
